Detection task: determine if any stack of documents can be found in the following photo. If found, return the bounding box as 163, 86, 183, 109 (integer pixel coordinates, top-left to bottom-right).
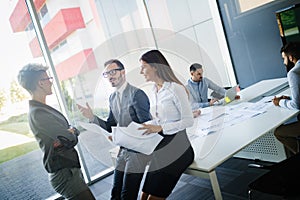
78, 121, 163, 155
113, 122, 163, 155
188, 97, 274, 138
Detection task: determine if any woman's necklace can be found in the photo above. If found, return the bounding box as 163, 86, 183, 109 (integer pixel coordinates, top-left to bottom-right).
156, 83, 162, 88
155, 82, 164, 91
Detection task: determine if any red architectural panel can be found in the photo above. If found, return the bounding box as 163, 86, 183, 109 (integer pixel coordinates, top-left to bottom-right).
9, 0, 46, 32
29, 7, 85, 57
55, 48, 97, 81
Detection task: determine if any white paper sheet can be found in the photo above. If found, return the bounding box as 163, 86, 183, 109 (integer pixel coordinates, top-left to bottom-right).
188, 101, 266, 138
112, 122, 163, 155
78, 121, 112, 143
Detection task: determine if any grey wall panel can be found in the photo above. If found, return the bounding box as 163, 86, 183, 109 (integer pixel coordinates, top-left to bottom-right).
218, 0, 300, 88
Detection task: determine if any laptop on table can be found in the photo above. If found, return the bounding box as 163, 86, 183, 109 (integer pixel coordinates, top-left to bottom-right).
214, 85, 239, 105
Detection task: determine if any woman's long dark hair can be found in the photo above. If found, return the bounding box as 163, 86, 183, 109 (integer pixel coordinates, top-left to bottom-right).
140, 50, 187, 89
140, 50, 189, 95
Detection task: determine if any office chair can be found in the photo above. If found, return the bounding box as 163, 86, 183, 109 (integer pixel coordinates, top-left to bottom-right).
248, 138, 300, 200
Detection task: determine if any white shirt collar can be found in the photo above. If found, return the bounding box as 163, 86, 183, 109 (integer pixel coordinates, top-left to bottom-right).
152, 82, 170, 93
116, 81, 128, 96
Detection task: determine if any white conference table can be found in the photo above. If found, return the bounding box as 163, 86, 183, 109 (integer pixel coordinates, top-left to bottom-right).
185, 78, 299, 200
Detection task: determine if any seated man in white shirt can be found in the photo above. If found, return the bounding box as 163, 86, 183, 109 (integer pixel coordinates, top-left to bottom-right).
273, 42, 300, 156
186, 63, 237, 113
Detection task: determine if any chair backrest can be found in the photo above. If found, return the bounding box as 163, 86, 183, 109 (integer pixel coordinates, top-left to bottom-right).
248, 153, 300, 199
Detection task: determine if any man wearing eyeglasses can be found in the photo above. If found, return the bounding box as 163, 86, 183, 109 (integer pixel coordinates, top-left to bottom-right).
78, 59, 152, 200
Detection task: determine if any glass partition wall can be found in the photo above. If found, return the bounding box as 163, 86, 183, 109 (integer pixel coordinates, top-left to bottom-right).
5, 0, 236, 198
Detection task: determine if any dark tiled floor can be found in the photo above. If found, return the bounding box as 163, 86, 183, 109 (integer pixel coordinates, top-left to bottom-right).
0, 147, 283, 200
88, 157, 273, 200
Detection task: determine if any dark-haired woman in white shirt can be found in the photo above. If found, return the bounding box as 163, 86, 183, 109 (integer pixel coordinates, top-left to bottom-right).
138, 50, 195, 200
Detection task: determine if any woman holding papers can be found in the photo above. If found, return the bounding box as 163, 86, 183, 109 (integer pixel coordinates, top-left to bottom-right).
139, 50, 195, 200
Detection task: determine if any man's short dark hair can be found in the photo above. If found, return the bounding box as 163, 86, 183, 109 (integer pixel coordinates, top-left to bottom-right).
281, 42, 300, 60
104, 59, 124, 70
190, 63, 203, 72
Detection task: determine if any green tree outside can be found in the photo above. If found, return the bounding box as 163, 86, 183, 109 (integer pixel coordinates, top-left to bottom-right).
10, 80, 28, 103
0, 89, 7, 111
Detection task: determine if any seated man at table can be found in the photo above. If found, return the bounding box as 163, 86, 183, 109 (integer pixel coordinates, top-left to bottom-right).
186, 63, 239, 112
273, 42, 300, 155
